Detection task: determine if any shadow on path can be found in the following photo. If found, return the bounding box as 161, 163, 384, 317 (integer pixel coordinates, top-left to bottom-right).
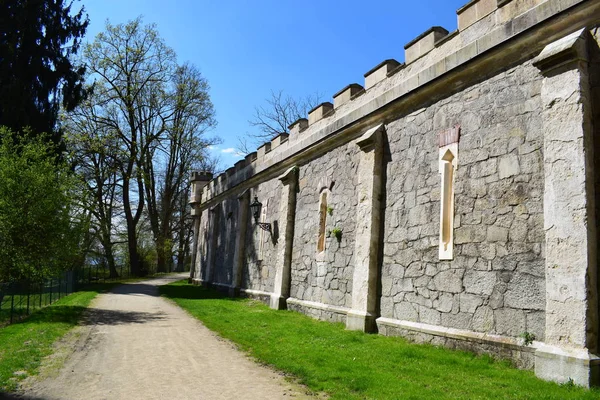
83, 308, 167, 326
0, 392, 48, 400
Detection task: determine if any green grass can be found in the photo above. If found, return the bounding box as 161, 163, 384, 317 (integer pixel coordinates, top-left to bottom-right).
161, 281, 600, 400
0, 283, 116, 392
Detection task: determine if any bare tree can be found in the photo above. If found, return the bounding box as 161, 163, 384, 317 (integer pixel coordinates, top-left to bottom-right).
239, 90, 320, 152
143, 63, 217, 273
82, 18, 176, 276
65, 97, 123, 278
70, 18, 219, 276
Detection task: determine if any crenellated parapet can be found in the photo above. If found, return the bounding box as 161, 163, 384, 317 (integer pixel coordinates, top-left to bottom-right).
197, 0, 598, 211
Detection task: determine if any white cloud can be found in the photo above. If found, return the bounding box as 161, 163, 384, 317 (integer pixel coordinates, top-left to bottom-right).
221, 147, 236, 154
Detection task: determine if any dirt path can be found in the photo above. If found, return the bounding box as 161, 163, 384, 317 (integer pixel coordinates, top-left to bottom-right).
18, 274, 313, 400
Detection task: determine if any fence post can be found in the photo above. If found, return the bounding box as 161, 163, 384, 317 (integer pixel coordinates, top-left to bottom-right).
26, 282, 30, 315
10, 293, 14, 324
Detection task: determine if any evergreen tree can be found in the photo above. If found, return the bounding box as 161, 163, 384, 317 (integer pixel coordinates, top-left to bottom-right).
0, 0, 89, 143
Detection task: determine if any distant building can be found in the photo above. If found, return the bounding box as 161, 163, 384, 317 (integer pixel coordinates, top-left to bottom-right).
190, 0, 600, 387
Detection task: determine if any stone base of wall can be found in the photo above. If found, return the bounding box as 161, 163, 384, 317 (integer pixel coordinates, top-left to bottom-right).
377, 317, 536, 369
286, 298, 349, 324
239, 288, 273, 305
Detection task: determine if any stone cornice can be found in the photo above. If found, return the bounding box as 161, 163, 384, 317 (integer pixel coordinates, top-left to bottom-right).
533, 28, 589, 74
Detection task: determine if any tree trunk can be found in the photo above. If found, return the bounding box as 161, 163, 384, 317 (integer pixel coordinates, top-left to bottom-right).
156, 236, 167, 273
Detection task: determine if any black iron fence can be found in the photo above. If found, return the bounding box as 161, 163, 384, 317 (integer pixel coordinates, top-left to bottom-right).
0, 271, 75, 326
0, 263, 188, 326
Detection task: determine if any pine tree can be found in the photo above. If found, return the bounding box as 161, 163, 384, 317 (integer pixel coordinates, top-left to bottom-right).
0, 0, 89, 144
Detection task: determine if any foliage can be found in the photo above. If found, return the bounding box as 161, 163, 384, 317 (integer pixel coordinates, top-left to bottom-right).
0, 0, 89, 145
0, 127, 83, 282
519, 331, 536, 346
66, 17, 218, 276
330, 227, 342, 241
0, 283, 116, 392
161, 282, 600, 400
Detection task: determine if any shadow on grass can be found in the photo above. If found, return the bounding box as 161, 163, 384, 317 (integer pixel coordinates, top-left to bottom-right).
159, 284, 245, 301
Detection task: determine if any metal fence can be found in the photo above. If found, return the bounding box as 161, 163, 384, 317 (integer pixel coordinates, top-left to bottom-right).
0, 263, 188, 327
0, 271, 75, 326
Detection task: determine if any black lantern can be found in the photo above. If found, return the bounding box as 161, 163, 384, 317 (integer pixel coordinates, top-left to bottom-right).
250, 196, 271, 232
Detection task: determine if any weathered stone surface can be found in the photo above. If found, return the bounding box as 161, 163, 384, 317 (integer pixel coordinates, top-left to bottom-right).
191, 6, 600, 387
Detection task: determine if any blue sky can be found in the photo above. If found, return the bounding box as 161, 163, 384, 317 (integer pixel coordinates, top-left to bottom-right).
82, 0, 466, 169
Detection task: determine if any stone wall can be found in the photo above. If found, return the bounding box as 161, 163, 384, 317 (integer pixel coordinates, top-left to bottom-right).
242, 179, 281, 294
290, 143, 360, 309
190, 0, 600, 387
212, 198, 238, 286
380, 60, 546, 341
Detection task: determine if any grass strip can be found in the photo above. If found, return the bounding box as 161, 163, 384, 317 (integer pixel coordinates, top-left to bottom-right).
0, 283, 116, 392
161, 281, 600, 400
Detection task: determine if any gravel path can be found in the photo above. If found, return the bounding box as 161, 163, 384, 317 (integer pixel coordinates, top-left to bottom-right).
19, 274, 313, 400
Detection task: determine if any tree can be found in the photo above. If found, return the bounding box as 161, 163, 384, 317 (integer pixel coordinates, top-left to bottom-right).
142, 63, 217, 273
0, 127, 83, 282
71, 17, 217, 276
81, 18, 176, 276
238, 90, 320, 152
0, 0, 89, 145
64, 98, 123, 278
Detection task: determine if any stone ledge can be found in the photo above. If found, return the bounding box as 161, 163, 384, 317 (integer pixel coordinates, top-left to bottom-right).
535, 344, 600, 387
286, 298, 349, 323
239, 288, 273, 305
376, 317, 537, 353
286, 297, 350, 315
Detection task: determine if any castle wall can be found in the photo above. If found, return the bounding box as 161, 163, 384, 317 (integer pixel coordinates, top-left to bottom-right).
190, 0, 600, 387
242, 179, 281, 294
380, 60, 546, 342
290, 143, 359, 310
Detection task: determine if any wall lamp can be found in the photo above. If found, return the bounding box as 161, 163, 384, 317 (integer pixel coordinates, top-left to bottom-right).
250, 196, 271, 232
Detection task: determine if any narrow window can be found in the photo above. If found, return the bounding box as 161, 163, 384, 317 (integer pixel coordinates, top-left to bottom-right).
317, 191, 328, 253
439, 144, 457, 260
258, 198, 268, 260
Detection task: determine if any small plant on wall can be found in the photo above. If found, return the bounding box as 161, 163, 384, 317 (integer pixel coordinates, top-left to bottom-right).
329, 227, 342, 242
327, 206, 334, 216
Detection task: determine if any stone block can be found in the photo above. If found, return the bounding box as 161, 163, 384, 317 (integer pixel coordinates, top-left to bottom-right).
333, 83, 364, 108
433, 269, 464, 293
472, 305, 494, 332
308, 102, 334, 125
457, 0, 497, 31
495, 308, 525, 336
270, 133, 289, 150
460, 293, 485, 313
288, 118, 308, 139
464, 270, 495, 296
487, 225, 508, 242
536, 345, 600, 387
404, 27, 449, 64
257, 142, 271, 158
395, 302, 418, 321
504, 273, 545, 310
364, 59, 401, 90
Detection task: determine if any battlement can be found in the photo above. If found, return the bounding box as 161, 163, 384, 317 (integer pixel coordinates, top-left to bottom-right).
198, 0, 596, 206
